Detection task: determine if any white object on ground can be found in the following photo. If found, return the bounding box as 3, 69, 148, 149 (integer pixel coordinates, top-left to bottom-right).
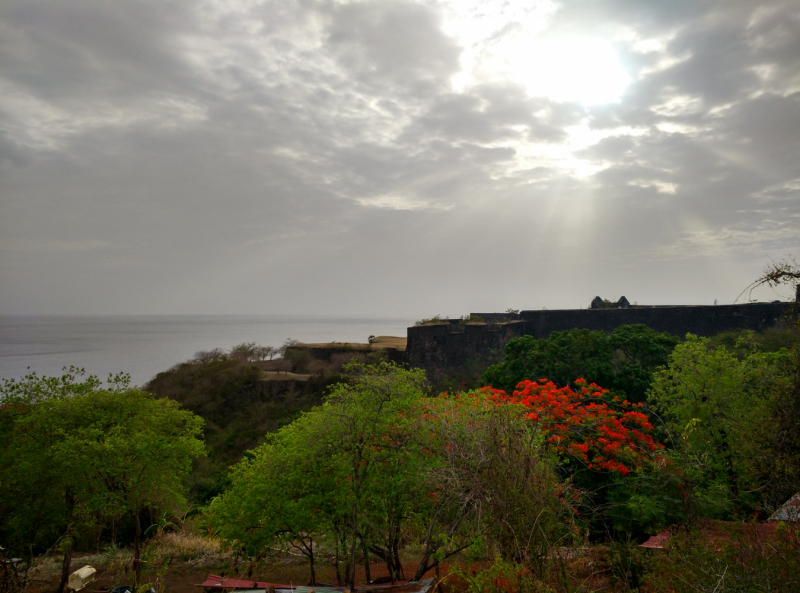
67, 565, 96, 591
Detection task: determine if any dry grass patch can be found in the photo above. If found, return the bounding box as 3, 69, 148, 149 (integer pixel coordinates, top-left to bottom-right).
144, 532, 230, 566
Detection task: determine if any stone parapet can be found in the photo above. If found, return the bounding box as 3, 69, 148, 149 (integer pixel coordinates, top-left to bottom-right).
407, 302, 795, 383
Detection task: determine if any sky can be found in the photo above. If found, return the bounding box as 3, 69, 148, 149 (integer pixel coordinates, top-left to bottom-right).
1, 0, 799, 317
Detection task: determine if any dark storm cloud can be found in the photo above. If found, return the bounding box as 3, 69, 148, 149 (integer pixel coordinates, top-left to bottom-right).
1, 0, 799, 315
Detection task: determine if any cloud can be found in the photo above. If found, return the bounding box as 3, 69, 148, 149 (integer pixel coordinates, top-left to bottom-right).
8, 240, 111, 254
1, 0, 799, 315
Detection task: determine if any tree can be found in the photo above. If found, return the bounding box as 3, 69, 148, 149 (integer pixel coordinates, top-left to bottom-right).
483, 325, 678, 403
1, 371, 204, 590
484, 329, 615, 393
478, 380, 663, 477
212, 362, 428, 589
301, 362, 429, 588
649, 334, 789, 518
192, 348, 228, 364
278, 338, 300, 358
416, 391, 574, 580
255, 345, 278, 360
0, 368, 125, 565
738, 258, 800, 302
609, 325, 679, 403
210, 430, 332, 585
229, 342, 259, 361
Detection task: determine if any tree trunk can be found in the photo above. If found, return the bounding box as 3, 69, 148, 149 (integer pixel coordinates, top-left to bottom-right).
56, 539, 73, 593
361, 539, 371, 584
307, 539, 316, 586
133, 511, 142, 586
55, 490, 75, 593
347, 506, 359, 590
334, 541, 342, 586
412, 550, 433, 582
111, 517, 118, 547
392, 536, 403, 580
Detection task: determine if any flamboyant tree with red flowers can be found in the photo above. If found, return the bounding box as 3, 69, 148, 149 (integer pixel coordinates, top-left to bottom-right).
484, 378, 664, 475
425, 379, 672, 540
431, 378, 664, 477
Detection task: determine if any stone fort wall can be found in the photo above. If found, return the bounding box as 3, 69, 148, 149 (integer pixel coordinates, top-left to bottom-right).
406, 302, 796, 382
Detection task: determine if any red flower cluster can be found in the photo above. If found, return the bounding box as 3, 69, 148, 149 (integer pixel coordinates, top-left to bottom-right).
455, 379, 664, 476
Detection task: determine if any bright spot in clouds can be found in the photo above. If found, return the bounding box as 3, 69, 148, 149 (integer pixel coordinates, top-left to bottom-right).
443, 0, 630, 104
506, 36, 630, 104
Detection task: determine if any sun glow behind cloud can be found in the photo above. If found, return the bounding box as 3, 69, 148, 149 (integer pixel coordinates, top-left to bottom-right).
483, 35, 630, 105
425, 0, 634, 195
441, 0, 630, 105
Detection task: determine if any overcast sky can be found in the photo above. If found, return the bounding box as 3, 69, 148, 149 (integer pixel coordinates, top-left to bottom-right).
1, 0, 799, 317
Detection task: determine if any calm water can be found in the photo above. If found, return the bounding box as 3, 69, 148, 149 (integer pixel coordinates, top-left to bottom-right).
0, 315, 415, 387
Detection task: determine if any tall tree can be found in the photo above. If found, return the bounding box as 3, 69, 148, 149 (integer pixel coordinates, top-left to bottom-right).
212, 362, 428, 589
650, 334, 789, 518
1, 371, 204, 590
484, 325, 678, 403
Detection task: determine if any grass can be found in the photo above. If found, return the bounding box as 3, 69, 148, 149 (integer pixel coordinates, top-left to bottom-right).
143, 532, 228, 566
415, 315, 449, 326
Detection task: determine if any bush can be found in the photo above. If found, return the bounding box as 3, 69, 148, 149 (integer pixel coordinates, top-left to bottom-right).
644, 522, 800, 593
460, 314, 486, 324
448, 557, 555, 593
415, 315, 448, 325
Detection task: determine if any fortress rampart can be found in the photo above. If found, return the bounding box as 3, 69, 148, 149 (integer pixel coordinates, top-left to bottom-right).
406, 302, 796, 382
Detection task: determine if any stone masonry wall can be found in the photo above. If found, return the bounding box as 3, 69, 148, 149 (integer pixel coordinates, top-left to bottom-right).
407, 302, 795, 382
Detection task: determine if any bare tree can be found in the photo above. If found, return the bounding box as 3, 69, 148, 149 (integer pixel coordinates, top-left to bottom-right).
192, 348, 228, 364
278, 338, 300, 358
255, 345, 278, 361
230, 342, 259, 361
737, 258, 800, 303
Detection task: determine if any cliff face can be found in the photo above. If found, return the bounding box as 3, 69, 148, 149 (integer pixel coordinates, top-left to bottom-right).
407, 302, 795, 382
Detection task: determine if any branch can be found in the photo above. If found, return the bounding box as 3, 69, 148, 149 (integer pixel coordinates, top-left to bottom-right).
736, 259, 799, 303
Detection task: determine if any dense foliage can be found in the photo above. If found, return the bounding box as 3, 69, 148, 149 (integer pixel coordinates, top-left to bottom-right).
145, 356, 336, 503
651, 333, 799, 518
481, 379, 662, 475
211, 361, 671, 587
484, 325, 678, 402
4, 319, 800, 592
0, 369, 204, 590
210, 362, 432, 589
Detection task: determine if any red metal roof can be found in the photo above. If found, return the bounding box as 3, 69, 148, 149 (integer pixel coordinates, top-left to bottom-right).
639, 520, 780, 550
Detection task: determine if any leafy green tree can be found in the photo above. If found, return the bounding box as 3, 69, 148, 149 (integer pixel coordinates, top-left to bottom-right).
307, 362, 427, 588
483, 325, 677, 402
212, 362, 428, 589
484, 329, 614, 392
609, 325, 679, 403
755, 341, 800, 512
0, 368, 126, 560
210, 429, 332, 585
1, 370, 204, 590
649, 334, 789, 518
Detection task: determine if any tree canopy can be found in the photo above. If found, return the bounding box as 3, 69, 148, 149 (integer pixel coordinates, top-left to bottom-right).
483, 325, 678, 403
0, 369, 205, 590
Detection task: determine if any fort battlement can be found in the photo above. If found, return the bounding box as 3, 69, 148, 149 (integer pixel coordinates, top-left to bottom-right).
407, 301, 796, 382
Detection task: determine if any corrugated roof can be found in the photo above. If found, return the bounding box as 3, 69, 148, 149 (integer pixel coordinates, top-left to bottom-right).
768, 492, 800, 522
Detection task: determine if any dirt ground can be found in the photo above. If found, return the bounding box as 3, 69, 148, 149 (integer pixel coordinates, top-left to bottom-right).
24, 555, 442, 593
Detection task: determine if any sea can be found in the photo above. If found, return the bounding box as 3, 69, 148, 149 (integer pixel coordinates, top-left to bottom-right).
0, 315, 416, 387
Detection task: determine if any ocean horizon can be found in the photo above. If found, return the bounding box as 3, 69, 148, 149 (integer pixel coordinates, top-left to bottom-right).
0, 314, 416, 387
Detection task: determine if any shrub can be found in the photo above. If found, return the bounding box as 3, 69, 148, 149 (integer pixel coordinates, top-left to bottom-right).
460, 314, 486, 324
415, 315, 448, 325
447, 556, 555, 593
644, 522, 800, 593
